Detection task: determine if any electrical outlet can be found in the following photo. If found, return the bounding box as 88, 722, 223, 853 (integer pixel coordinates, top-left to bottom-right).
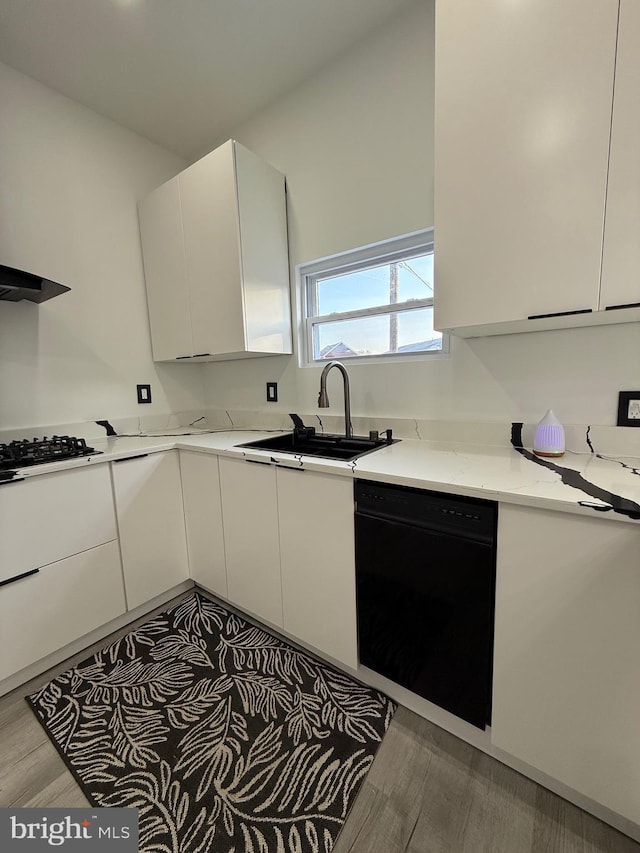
137, 384, 152, 404
266, 382, 278, 403
617, 391, 640, 426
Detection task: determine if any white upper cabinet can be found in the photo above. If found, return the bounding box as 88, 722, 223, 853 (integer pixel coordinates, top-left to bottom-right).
138, 139, 292, 361
138, 179, 192, 360
434, 0, 629, 337
600, 0, 640, 312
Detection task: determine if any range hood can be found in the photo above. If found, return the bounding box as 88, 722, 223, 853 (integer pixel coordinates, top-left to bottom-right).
0, 264, 71, 303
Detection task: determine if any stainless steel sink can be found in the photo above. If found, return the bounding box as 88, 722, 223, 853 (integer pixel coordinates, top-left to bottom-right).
237, 431, 397, 461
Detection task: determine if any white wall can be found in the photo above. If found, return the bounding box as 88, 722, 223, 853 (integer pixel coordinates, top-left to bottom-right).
2, 3, 634, 433
201, 0, 639, 428
0, 62, 202, 431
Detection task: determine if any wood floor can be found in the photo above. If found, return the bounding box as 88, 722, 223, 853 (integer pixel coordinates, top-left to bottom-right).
1, 598, 638, 853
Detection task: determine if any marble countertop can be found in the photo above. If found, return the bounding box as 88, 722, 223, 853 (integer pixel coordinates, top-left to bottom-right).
10, 428, 640, 524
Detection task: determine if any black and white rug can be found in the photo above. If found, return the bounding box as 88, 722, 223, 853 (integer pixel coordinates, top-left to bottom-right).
28, 592, 395, 852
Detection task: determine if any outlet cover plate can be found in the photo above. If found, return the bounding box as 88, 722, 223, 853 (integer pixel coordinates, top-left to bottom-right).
137, 384, 152, 404
617, 391, 640, 426
266, 382, 278, 403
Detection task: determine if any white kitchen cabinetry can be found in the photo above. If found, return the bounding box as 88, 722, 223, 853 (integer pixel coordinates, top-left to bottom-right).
0, 465, 118, 584
492, 504, 640, 826
600, 0, 640, 312
138, 139, 292, 362
434, 0, 630, 337
218, 456, 282, 627
277, 467, 357, 669
0, 465, 126, 682
0, 542, 125, 682
180, 450, 227, 598
111, 451, 189, 610
217, 456, 358, 667
136, 179, 191, 360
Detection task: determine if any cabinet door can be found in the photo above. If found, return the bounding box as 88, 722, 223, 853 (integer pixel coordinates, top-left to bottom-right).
112, 452, 189, 610
180, 451, 227, 597
277, 468, 357, 668
0, 465, 117, 584
492, 504, 640, 826
235, 142, 292, 354
138, 178, 193, 360
218, 457, 282, 627
0, 541, 126, 682
179, 141, 246, 356
434, 0, 618, 332
600, 0, 640, 311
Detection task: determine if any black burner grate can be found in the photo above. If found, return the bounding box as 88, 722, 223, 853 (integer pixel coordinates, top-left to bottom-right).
0, 435, 100, 472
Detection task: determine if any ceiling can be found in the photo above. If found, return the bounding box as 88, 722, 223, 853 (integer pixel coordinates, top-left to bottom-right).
0, 0, 416, 160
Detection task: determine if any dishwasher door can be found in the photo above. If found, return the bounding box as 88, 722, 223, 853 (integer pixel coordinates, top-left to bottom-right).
355, 495, 496, 729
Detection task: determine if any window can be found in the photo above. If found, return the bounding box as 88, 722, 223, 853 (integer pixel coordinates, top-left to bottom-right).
299, 230, 447, 365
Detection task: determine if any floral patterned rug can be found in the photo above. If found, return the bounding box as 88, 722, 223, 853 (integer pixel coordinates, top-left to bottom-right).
28, 592, 395, 852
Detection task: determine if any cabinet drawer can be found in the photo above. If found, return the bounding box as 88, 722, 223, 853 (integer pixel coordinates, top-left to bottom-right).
0, 465, 117, 584
0, 541, 126, 681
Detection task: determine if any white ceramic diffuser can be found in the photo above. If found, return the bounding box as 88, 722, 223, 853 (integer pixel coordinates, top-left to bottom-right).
533, 409, 565, 457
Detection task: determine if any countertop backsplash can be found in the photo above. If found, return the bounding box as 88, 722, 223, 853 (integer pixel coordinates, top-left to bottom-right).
1, 408, 638, 460
199, 409, 640, 459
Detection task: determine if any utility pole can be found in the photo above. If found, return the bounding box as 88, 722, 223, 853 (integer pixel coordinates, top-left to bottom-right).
389, 262, 398, 352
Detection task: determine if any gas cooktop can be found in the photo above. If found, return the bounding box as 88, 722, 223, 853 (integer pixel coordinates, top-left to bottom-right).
0, 435, 101, 480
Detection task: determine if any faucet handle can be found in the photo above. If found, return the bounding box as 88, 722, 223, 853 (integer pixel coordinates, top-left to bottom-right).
288, 413, 316, 440
384, 428, 393, 443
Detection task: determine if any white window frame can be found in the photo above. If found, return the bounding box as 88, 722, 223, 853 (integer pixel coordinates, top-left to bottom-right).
296, 228, 448, 367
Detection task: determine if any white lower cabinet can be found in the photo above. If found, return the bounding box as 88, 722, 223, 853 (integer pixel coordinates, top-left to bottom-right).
0, 464, 126, 683
277, 468, 357, 669
492, 504, 640, 826
218, 457, 283, 627
0, 465, 118, 584
0, 541, 126, 682
111, 451, 189, 611
217, 456, 358, 668
180, 450, 227, 597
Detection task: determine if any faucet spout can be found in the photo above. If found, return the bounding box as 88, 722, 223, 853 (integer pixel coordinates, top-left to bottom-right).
318, 360, 352, 438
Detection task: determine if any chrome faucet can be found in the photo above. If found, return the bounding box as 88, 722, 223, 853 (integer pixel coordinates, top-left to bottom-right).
318, 360, 353, 438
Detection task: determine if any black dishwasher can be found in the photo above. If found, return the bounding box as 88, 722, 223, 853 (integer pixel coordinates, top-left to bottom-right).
355, 479, 497, 729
